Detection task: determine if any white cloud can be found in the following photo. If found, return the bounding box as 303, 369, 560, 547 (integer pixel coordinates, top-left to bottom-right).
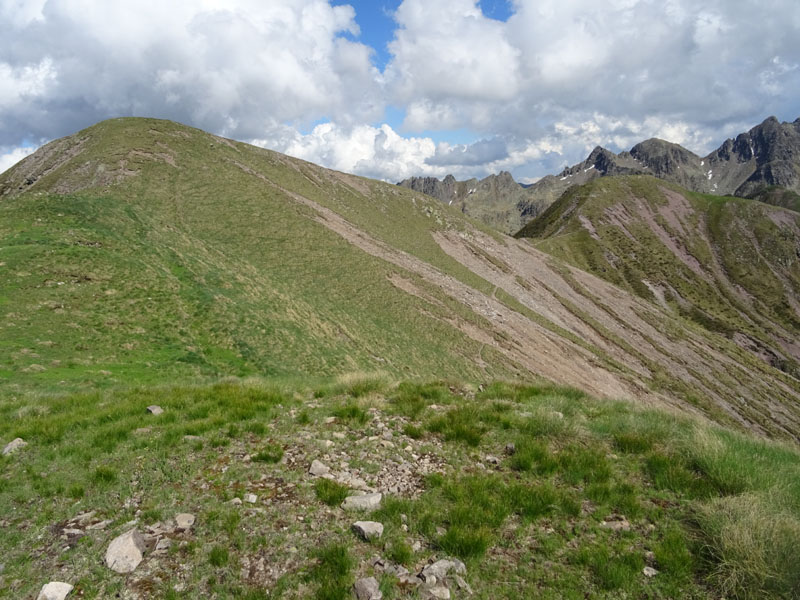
0, 146, 36, 174
0, 0, 380, 143
0, 0, 799, 183
253, 122, 440, 181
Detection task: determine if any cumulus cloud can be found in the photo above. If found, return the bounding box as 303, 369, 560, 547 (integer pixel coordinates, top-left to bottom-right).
426, 138, 508, 167
384, 0, 800, 177
253, 122, 441, 181
1, 0, 799, 183
0, 0, 380, 144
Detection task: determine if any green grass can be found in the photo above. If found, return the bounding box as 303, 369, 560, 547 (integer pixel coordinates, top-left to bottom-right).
518, 175, 800, 437
0, 378, 797, 597
252, 443, 284, 463
311, 544, 354, 600
314, 479, 350, 507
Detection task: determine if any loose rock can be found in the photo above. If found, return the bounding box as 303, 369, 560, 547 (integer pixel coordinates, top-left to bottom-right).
353, 577, 383, 600
421, 558, 467, 581
146, 405, 164, 415
423, 586, 451, 600
309, 460, 330, 477
174, 513, 195, 531
352, 521, 384, 540
244, 493, 258, 504
105, 529, 146, 574
2, 438, 27, 455
600, 517, 631, 532
341, 493, 382, 511
643, 566, 659, 578
36, 582, 74, 600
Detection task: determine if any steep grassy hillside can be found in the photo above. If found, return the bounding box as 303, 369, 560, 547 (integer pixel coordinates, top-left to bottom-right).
1, 376, 798, 599
2, 119, 800, 444
517, 176, 800, 381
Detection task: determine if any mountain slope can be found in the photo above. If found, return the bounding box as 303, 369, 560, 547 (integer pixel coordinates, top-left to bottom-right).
397, 171, 547, 234
517, 175, 800, 381
2, 118, 800, 442
522, 116, 800, 220
398, 117, 800, 235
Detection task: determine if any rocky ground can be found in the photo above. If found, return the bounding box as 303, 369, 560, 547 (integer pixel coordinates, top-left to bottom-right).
2, 377, 797, 599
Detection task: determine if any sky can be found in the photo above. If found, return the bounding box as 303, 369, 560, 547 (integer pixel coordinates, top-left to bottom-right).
1, 0, 799, 182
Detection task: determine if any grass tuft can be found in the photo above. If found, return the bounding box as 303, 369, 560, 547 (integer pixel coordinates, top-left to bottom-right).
314, 479, 350, 507
311, 543, 354, 600
252, 443, 284, 463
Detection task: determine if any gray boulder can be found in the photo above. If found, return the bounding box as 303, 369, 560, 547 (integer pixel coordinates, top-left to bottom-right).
352, 521, 384, 540
341, 493, 382, 511
2, 438, 27, 455
105, 529, 146, 573
353, 577, 382, 600
36, 582, 74, 600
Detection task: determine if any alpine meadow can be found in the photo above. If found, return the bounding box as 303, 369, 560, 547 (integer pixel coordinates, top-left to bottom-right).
0, 114, 798, 600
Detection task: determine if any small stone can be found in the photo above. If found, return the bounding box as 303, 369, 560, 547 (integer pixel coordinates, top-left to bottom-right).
504, 443, 516, 455
341, 493, 382, 511
183, 435, 201, 442
353, 577, 382, 600
105, 529, 146, 574
244, 493, 258, 504
73, 511, 96, 526
424, 586, 451, 600
154, 538, 172, 553
454, 575, 473, 594
600, 518, 631, 532
229, 497, 243, 506
643, 566, 659, 578
309, 460, 330, 476
422, 559, 467, 581
146, 405, 164, 415
174, 513, 195, 531
385, 563, 410, 577
36, 582, 74, 600
485, 455, 500, 465
352, 521, 384, 540
322, 440, 334, 448
61, 528, 84, 538
2, 438, 27, 455
324, 416, 336, 424
333, 432, 346, 439
86, 520, 111, 531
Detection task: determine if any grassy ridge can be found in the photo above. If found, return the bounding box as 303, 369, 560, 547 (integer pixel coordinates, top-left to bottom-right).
0, 376, 798, 598
517, 176, 800, 378
0, 119, 521, 393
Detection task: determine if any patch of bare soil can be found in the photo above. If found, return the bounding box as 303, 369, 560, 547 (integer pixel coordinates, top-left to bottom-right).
601, 203, 637, 241
631, 197, 710, 281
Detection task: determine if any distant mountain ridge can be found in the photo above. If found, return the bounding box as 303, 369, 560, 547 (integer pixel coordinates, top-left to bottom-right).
399, 116, 800, 233
396, 171, 546, 234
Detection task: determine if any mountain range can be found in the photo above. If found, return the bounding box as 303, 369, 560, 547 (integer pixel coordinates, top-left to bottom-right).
1, 117, 800, 600
399, 116, 800, 233
1, 117, 798, 440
